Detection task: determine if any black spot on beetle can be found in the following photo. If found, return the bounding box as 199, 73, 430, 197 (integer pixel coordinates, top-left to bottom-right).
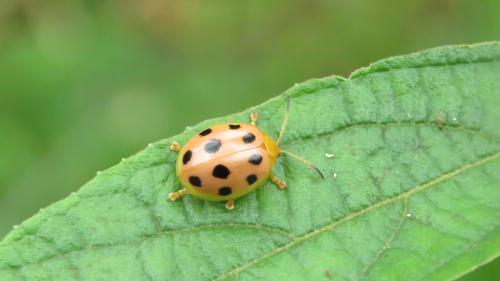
246, 174, 258, 185
229, 124, 241, 129
199, 128, 212, 136
248, 154, 263, 165
204, 139, 222, 153
182, 150, 192, 165
243, 133, 256, 144
189, 176, 202, 187
218, 187, 232, 196
212, 164, 231, 179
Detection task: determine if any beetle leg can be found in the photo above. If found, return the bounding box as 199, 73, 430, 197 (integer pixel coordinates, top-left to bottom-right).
170, 141, 181, 152
225, 200, 235, 210
270, 174, 287, 189
168, 188, 189, 201
250, 112, 259, 126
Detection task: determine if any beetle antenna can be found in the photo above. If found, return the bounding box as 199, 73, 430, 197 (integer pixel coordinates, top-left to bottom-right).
276, 96, 291, 145
280, 150, 324, 179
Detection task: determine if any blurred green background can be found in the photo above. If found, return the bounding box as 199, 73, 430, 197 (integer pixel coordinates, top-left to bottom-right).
0, 0, 499, 279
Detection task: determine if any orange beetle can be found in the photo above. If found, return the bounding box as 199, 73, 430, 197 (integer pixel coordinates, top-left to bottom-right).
168, 97, 323, 210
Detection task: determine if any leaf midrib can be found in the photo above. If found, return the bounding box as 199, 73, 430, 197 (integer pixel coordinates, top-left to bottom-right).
213, 152, 500, 281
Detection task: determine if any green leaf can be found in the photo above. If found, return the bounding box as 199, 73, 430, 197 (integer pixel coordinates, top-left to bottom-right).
1, 42, 499, 281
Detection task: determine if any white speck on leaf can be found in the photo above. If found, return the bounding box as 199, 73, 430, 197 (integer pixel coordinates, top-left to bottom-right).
325, 153, 335, 158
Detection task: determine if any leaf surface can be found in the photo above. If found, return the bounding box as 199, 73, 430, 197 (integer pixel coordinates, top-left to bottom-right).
1, 42, 499, 281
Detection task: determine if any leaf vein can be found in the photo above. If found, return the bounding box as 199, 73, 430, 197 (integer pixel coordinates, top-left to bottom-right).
212, 151, 500, 281
354, 200, 408, 281
2, 223, 294, 271
286, 121, 499, 146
